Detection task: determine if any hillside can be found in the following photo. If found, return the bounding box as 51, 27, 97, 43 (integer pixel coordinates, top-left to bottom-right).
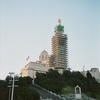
35, 69, 100, 100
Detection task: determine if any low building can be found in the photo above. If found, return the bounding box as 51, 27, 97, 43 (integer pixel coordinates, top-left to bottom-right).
20, 62, 48, 79
89, 68, 100, 83
82, 68, 100, 83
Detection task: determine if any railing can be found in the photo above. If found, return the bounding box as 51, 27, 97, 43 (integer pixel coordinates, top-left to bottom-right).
33, 83, 63, 100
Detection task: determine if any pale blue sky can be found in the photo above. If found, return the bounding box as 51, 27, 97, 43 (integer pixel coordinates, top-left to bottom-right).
0, 0, 100, 79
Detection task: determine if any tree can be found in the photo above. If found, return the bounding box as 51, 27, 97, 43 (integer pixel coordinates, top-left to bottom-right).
62, 70, 71, 81
14, 87, 39, 100
0, 80, 8, 100
87, 71, 92, 79
0, 76, 40, 100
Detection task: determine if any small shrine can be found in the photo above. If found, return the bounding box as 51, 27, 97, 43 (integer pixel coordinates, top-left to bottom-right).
75, 85, 81, 99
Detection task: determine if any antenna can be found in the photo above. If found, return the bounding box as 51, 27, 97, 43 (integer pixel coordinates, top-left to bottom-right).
83, 65, 86, 76
83, 65, 85, 71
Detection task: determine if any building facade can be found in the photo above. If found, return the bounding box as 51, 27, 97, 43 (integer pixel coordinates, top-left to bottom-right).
51, 19, 68, 69
20, 62, 48, 79
81, 68, 100, 83
89, 68, 100, 83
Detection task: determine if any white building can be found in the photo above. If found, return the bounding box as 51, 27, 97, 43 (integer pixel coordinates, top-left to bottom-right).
82, 68, 100, 83
20, 62, 48, 79
20, 50, 52, 80
89, 68, 100, 83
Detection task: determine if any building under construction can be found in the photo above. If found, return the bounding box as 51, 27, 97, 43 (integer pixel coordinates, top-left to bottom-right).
51, 19, 68, 69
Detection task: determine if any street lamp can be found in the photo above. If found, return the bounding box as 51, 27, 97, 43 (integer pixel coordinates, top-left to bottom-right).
8, 72, 18, 100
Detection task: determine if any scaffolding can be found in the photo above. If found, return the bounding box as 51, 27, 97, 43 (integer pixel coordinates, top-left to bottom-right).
51, 24, 68, 70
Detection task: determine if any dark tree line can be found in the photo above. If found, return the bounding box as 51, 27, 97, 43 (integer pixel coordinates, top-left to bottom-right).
35, 69, 100, 99
0, 76, 40, 100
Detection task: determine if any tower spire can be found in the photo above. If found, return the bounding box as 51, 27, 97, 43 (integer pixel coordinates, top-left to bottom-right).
54, 18, 64, 32
58, 18, 61, 25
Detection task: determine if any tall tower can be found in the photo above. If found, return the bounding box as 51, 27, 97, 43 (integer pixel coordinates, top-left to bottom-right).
52, 19, 68, 69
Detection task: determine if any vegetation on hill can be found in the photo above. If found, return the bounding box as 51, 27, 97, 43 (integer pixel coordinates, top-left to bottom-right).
35, 69, 100, 99
0, 76, 40, 100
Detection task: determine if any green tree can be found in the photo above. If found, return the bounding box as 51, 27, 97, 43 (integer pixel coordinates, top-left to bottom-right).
0, 76, 40, 100
0, 80, 8, 100
87, 71, 92, 79
14, 87, 39, 100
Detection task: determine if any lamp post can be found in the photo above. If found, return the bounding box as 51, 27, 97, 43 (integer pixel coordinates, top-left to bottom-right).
8, 72, 18, 100
11, 73, 14, 100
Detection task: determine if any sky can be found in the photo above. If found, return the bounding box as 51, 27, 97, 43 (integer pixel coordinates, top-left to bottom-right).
0, 0, 100, 79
